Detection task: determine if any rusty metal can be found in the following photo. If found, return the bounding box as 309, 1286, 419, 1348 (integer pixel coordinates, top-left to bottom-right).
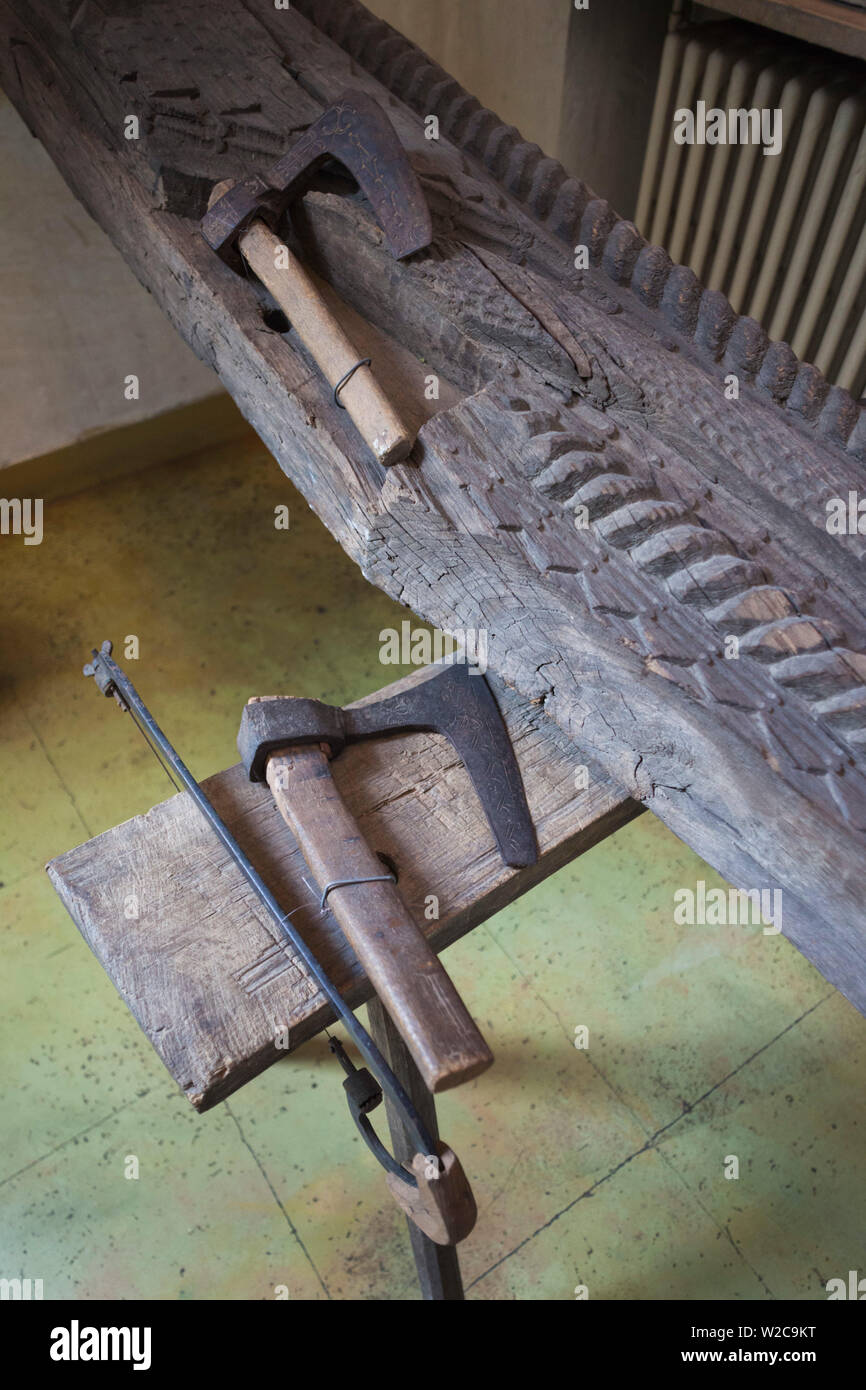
201, 89, 432, 270
237, 660, 538, 869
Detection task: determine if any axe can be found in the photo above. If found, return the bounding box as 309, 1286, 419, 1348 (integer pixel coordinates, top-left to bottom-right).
238, 660, 538, 1094
201, 91, 432, 466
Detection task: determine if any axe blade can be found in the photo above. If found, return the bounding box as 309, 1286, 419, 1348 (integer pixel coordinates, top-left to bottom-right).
267, 89, 432, 259
202, 88, 433, 263
343, 662, 538, 869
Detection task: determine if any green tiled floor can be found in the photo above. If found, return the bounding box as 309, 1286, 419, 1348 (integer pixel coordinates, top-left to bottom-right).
1, 433, 863, 1300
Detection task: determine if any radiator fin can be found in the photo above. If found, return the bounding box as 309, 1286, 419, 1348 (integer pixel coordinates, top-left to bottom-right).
636, 22, 866, 398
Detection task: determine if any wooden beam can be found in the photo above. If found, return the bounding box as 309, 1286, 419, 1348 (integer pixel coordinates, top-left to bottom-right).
6, 0, 866, 1011
47, 666, 640, 1111
702, 0, 866, 62
366, 996, 465, 1301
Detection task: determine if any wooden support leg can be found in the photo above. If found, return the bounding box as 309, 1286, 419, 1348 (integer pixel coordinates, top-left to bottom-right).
366, 996, 465, 1302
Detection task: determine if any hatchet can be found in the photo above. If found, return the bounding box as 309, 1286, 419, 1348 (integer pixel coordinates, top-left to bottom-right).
201, 90, 432, 466
238, 661, 538, 1094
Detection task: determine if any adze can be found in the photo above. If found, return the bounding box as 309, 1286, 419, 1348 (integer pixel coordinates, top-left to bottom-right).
201, 90, 432, 466
83, 644, 537, 1243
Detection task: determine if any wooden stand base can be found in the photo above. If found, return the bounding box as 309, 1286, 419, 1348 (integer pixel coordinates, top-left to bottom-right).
367, 997, 465, 1302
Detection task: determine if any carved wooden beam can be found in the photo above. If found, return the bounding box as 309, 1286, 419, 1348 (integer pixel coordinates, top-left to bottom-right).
4, 0, 866, 1010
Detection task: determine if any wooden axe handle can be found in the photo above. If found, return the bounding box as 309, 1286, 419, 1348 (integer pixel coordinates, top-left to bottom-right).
238, 219, 413, 466
265, 744, 493, 1093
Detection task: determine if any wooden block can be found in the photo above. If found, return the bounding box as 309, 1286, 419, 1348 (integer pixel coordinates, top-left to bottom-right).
47, 666, 639, 1111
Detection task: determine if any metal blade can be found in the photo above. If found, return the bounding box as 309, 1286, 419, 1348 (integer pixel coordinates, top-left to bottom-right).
343, 662, 538, 868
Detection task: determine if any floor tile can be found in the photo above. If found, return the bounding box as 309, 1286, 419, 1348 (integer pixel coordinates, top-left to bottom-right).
486, 814, 830, 1135
2, 434, 864, 1300
651, 992, 864, 1300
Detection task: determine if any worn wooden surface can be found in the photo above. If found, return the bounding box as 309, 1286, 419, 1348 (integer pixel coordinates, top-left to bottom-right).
707, 0, 866, 62
237, 216, 414, 465
264, 740, 494, 1093
367, 996, 465, 1299
8, 0, 866, 1010
48, 666, 639, 1111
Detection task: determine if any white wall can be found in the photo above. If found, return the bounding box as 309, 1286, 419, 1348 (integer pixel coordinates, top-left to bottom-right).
0, 91, 222, 472
363, 0, 669, 218
365, 0, 571, 156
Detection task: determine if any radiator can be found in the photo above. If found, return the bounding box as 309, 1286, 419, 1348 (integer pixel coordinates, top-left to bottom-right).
635, 22, 866, 398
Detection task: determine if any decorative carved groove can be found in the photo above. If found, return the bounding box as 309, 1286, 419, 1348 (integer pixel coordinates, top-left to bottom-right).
507, 398, 866, 747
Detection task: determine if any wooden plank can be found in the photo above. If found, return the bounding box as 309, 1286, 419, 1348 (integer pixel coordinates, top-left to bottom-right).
703, 0, 866, 61
366, 996, 464, 1301
7, 0, 866, 1010
47, 666, 640, 1112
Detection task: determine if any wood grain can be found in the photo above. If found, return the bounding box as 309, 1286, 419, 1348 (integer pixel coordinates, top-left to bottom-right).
705, 1, 866, 62
239, 218, 413, 464
8, 0, 866, 1010
366, 995, 465, 1296
264, 740, 494, 1092
48, 667, 640, 1110
385, 1142, 477, 1246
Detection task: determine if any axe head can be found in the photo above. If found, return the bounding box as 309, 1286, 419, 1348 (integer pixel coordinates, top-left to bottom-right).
202, 89, 432, 270
237, 662, 538, 870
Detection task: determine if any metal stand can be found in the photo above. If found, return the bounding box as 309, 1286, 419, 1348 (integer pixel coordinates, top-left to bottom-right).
366, 997, 465, 1301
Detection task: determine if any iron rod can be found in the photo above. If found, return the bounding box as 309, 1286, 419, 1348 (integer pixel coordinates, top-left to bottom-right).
84, 643, 436, 1165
